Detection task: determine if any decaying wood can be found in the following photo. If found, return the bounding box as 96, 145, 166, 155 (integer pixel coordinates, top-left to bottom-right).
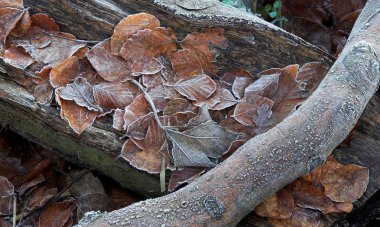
79, 0, 380, 225
0, 0, 335, 198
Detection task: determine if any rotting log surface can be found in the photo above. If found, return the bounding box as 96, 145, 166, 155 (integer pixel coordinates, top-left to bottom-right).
0, 0, 335, 198
82, 0, 380, 225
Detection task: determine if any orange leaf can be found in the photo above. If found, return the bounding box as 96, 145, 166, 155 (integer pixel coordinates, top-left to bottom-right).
233, 94, 274, 126
255, 188, 294, 219
111, 13, 160, 55
10, 10, 31, 37
171, 74, 216, 101
30, 13, 60, 32
49, 56, 80, 88
3, 44, 34, 69
0, 6, 26, 49
123, 94, 150, 130
39, 201, 76, 227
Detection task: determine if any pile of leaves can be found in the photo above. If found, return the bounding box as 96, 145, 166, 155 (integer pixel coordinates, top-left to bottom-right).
0, 130, 140, 226
0, 0, 332, 192
254, 156, 369, 226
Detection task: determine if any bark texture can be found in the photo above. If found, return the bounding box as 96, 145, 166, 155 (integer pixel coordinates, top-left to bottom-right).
82, 0, 380, 226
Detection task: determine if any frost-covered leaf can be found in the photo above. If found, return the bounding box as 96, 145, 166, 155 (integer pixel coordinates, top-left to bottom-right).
232, 76, 254, 99
233, 94, 274, 126
166, 120, 239, 167
0, 176, 14, 215
194, 83, 237, 110
172, 74, 216, 101
93, 81, 139, 110
3, 44, 34, 69
86, 39, 133, 82
244, 68, 281, 98
111, 13, 160, 55
0, 5, 25, 49
112, 109, 125, 131
123, 94, 151, 130
49, 56, 80, 88
56, 77, 101, 111
255, 188, 294, 219
131, 57, 164, 76
169, 167, 206, 192
296, 62, 328, 94
126, 112, 154, 140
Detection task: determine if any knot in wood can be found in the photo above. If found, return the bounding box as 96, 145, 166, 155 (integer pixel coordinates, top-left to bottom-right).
203, 195, 225, 219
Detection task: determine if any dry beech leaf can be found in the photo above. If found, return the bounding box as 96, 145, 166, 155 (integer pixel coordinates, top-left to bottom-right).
111, 13, 160, 55
16, 27, 85, 67
57, 97, 98, 135
186, 105, 212, 127
163, 98, 194, 116
131, 57, 164, 76
290, 181, 333, 211
221, 68, 254, 91
56, 77, 101, 112
39, 201, 76, 227
4, 44, 34, 69
171, 49, 218, 78
168, 167, 206, 192
30, 13, 60, 32
302, 156, 344, 186
121, 120, 167, 174
244, 68, 281, 98
269, 208, 322, 227
17, 173, 45, 195
321, 164, 369, 203
86, 38, 133, 82
93, 81, 139, 110
233, 94, 274, 126
160, 111, 196, 129
194, 83, 237, 110
33, 66, 53, 105
123, 94, 151, 130
10, 10, 31, 37
148, 85, 180, 111
120, 28, 176, 62
0, 176, 14, 215
232, 76, 254, 99
171, 74, 216, 101
24, 186, 58, 212
0, 0, 23, 8
126, 112, 154, 140
0, 6, 26, 49
142, 73, 165, 90
254, 188, 294, 219
113, 109, 125, 131
166, 120, 239, 167
296, 62, 329, 94
49, 56, 80, 88
180, 27, 227, 61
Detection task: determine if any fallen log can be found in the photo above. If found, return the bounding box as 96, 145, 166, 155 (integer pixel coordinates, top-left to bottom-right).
0, 0, 334, 198
79, 0, 380, 225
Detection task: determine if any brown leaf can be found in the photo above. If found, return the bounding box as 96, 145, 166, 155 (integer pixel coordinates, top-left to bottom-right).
119, 28, 176, 62
221, 68, 254, 91
163, 98, 194, 116
0, 6, 26, 49
121, 120, 167, 174
172, 74, 216, 101
126, 112, 154, 140
148, 84, 180, 111
56, 77, 101, 111
142, 73, 165, 90
131, 57, 164, 76
111, 13, 160, 55
0, 0, 23, 8
254, 188, 294, 219
93, 81, 139, 110
290, 181, 333, 211
39, 201, 76, 227
0, 176, 14, 215
296, 62, 328, 94
112, 109, 125, 131
244, 68, 281, 98
171, 49, 218, 78
321, 164, 369, 203
3, 44, 34, 69
168, 167, 206, 192
232, 76, 254, 99
86, 39, 133, 82
17, 173, 45, 195
49, 56, 80, 88
180, 28, 227, 61
34, 66, 54, 105
10, 10, 31, 37
219, 118, 256, 140
16, 27, 85, 67
233, 94, 274, 126
194, 83, 237, 110
302, 156, 344, 186
123, 94, 150, 130
57, 97, 97, 135
269, 208, 322, 227
160, 111, 196, 129
30, 13, 60, 32
24, 186, 58, 212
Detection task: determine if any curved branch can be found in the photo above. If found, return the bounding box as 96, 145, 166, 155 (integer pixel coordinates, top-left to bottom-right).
82, 0, 380, 226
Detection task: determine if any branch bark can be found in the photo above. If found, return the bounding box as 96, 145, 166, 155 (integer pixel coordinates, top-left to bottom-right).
81, 0, 380, 225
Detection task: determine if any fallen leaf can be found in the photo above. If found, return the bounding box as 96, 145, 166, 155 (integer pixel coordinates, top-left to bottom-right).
296, 62, 328, 94
166, 120, 238, 167
163, 98, 194, 116
221, 68, 254, 91
3, 44, 35, 69
131, 57, 164, 76
93, 81, 139, 110
321, 164, 369, 203
269, 208, 322, 227
10, 10, 31, 37
57, 97, 98, 135
244, 68, 281, 98
168, 167, 206, 192
0, 6, 25, 49
255, 188, 294, 219
30, 13, 60, 32
232, 76, 254, 99
86, 39, 133, 82
180, 28, 227, 61
194, 83, 237, 110
142, 73, 165, 90
56, 77, 101, 111
233, 94, 274, 126
111, 13, 160, 55
290, 181, 333, 211
171, 74, 216, 101
39, 201, 76, 227
119, 28, 176, 62
0, 0, 23, 8
49, 56, 80, 88
112, 109, 125, 131
121, 119, 167, 173
126, 112, 154, 140
0, 176, 14, 215
123, 94, 151, 130
34, 66, 54, 105
24, 186, 58, 212
171, 49, 218, 78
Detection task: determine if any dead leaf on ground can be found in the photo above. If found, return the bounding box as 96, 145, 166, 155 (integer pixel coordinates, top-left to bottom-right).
39, 201, 76, 227
0, 176, 14, 215
123, 94, 151, 130
112, 109, 125, 131
3, 43, 34, 70
49, 56, 80, 88
171, 74, 216, 101
254, 188, 294, 219
169, 167, 206, 192
24, 186, 58, 212
0, 5, 26, 49
269, 208, 322, 227
244, 68, 281, 98
233, 94, 274, 126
